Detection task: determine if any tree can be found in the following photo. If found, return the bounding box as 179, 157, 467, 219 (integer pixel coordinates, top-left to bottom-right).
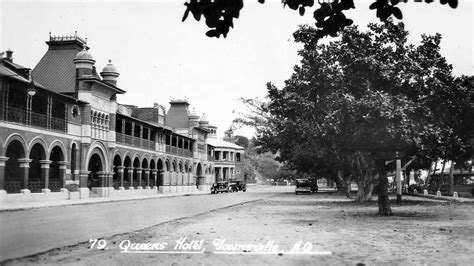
182, 0, 458, 39
227, 134, 296, 183
236, 19, 471, 215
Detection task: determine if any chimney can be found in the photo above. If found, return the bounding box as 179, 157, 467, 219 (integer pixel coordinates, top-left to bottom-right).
5, 50, 13, 62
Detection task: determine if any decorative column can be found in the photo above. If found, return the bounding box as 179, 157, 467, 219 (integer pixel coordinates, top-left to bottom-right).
39, 160, 52, 193
144, 169, 150, 189
77, 170, 90, 199
158, 170, 164, 186
117, 166, 125, 190
136, 168, 143, 189
47, 95, 52, 129
0, 156, 8, 192
107, 172, 114, 187
58, 161, 67, 189
18, 158, 32, 193
127, 167, 134, 190
97, 171, 108, 187
79, 170, 90, 188
151, 169, 157, 189
26, 93, 33, 125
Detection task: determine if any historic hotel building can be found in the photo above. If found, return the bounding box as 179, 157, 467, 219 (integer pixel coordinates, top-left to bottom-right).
0, 34, 245, 203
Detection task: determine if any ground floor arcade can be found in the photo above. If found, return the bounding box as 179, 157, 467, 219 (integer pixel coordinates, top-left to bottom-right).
0, 132, 214, 203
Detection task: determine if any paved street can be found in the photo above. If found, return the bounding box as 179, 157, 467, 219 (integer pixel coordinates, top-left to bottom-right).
3, 187, 473, 265
0, 186, 286, 262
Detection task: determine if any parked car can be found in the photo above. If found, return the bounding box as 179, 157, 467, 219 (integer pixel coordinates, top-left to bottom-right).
229, 180, 247, 192
295, 178, 318, 194
210, 181, 230, 194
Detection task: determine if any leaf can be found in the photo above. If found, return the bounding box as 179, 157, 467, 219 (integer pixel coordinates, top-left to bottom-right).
392, 7, 403, 19
299, 6, 305, 16
182, 9, 190, 22
205, 29, 218, 38
369, 2, 379, 10
448, 0, 458, 8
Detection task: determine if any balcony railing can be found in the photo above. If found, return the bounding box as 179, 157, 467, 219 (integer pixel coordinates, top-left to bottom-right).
31, 112, 48, 128
116, 133, 155, 151
5, 107, 26, 124
165, 145, 193, 158
2, 107, 67, 132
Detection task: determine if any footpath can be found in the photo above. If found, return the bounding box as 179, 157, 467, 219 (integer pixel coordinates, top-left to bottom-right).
0, 183, 261, 212
1, 184, 471, 212
0, 190, 209, 212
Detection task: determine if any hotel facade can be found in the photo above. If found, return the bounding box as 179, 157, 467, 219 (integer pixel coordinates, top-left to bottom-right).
0, 34, 246, 203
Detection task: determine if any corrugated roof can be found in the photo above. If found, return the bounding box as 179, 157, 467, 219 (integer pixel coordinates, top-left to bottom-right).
0, 64, 29, 83
32, 49, 78, 94
207, 138, 244, 150
0, 62, 46, 89
1, 61, 87, 103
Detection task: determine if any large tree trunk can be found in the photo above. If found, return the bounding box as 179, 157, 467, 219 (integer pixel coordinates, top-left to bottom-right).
425, 161, 436, 192
356, 178, 364, 201
355, 178, 374, 202
363, 182, 375, 201
448, 161, 454, 196
376, 160, 392, 216
437, 160, 447, 192
336, 170, 352, 198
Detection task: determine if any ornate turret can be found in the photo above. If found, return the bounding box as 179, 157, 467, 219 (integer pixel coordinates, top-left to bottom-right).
199, 113, 209, 127
73, 46, 95, 78
100, 59, 119, 86
189, 108, 200, 128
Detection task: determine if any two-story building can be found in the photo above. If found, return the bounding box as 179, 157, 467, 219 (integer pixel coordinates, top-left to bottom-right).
0, 33, 242, 203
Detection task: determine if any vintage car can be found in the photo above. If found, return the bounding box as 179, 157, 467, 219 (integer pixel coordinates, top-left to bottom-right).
229, 180, 247, 192
295, 178, 318, 194
210, 181, 230, 194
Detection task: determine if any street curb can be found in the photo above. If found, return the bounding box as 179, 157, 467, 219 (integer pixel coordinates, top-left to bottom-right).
0, 192, 210, 213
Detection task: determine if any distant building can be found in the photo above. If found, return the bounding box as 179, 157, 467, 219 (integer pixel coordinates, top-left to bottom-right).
0, 33, 245, 203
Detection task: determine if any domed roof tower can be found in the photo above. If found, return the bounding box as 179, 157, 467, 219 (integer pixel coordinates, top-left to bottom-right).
100, 59, 120, 86
73, 47, 95, 70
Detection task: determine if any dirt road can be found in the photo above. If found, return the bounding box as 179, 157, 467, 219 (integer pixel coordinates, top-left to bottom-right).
4, 188, 473, 265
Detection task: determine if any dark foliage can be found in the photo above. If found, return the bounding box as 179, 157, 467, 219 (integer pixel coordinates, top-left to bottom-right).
182, 0, 458, 40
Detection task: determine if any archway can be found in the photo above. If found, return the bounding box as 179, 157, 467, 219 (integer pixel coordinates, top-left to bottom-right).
133, 157, 140, 188
149, 159, 156, 187
172, 161, 177, 185
70, 143, 77, 180
196, 163, 203, 188
49, 146, 64, 192
29, 143, 46, 192
123, 156, 132, 188
87, 154, 103, 189
157, 159, 164, 186
113, 154, 122, 189
5, 140, 26, 193
141, 158, 148, 187
165, 160, 170, 185
178, 162, 183, 185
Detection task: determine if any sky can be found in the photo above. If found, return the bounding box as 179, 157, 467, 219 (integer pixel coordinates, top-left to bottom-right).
1, 0, 473, 138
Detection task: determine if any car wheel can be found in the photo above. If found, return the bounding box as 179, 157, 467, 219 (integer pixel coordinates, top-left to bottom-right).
243, 189, 246, 192
295, 192, 298, 195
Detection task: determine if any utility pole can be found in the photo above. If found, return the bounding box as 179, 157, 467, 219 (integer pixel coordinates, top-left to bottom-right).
396, 151, 402, 205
